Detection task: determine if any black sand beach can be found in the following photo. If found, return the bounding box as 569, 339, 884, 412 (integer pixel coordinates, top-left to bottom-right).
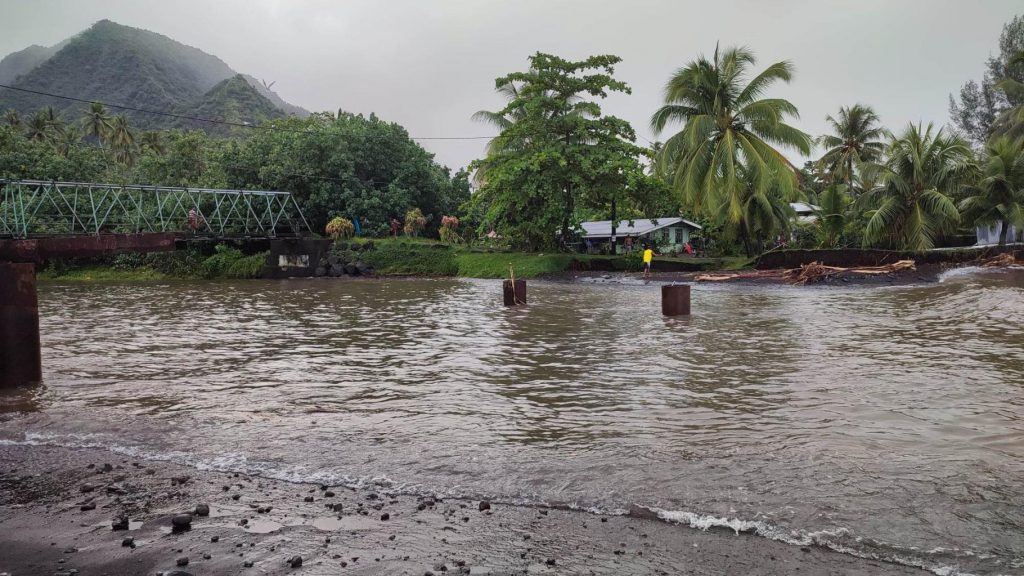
0, 444, 927, 575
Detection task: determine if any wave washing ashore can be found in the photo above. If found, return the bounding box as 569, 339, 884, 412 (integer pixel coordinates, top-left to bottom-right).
1, 269, 1022, 575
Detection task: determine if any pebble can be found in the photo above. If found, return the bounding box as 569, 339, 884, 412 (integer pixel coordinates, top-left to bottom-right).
202, 553, 211, 560
171, 513, 193, 532
243, 560, 254, 567
210, 536, 219, 543
546, 558, 556, 566
80, 484, 95, 493
176, 556, 189, 566
80, 503, 95, 511
304, 496, 314, 503
121, 537, 134, 547
478, 500, 491, 512
111, 517, 129, 531
325, 491, 335, 497
380, 512, 390, 521
288, 555, 303, 568
231, 494, 241, 501
194, 504, 210, 517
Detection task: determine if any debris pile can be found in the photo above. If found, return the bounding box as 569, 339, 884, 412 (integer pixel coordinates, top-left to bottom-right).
696, 260, 916, 285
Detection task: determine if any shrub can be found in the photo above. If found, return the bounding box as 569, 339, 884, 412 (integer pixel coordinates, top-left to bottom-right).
404, 208, 427, 237
201, 245, 267, 278
325, 216, 355, 240
439, 215, 462, 244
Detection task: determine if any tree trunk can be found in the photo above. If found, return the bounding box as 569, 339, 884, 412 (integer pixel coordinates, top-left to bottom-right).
999, 219, 1010, 246
847, 156, 855, 195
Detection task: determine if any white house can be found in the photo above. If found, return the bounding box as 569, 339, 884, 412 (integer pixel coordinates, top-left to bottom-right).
580, 217, 702, 254
975, 222, 1021, 246
790, 202, 820, 223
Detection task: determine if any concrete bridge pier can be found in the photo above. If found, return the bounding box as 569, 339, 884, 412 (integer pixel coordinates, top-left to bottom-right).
0, 262, 42, 388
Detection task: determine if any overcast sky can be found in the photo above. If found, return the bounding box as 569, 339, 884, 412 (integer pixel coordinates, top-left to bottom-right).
1, 0, 1020, 170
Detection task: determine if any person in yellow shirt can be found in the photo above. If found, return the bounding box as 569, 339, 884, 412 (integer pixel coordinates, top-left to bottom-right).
642, 244, 657, 278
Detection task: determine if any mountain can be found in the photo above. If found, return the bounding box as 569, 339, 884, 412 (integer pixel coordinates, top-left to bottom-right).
0, 20, 307, 130
0, 43, 63, 84
176, 75, 285, 135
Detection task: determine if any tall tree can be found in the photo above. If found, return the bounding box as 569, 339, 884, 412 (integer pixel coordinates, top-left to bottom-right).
109, 114, 136, 166
3, 109, 20, 129
651, 45, 811, 224
24, 111, 50, 142
993, 51, 1024, 138
860, 123, 973, 249
469, 53, 656, 249
41, 106, 66, 138
814, 184, 851, 248
139, 130, 167, 156
950, 15, 1024, 147
959, 136, 1024, 245
816, 104, 886, 193
55, 126, 83, 158
81, 101, 113, 145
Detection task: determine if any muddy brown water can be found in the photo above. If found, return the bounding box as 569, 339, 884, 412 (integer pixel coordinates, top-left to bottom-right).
1, 268, 1022, 574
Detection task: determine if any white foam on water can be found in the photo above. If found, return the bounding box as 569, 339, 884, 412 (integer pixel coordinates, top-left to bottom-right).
650, 506, 983, 576
937, 264, 1024, 283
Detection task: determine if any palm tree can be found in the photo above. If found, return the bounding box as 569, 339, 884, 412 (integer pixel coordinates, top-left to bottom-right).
959, 136, 1024, 246
41, 106, 66, 138
814, 184, 851, 248
816, 104, 886, 192
24, 111, 51, 142
651, 45, 812, 223
3, 109, 20, 129
80, 101, 113, 145
723, 168, 795, 255
139, 131, 167, 156
109, 114, 136, 166
55, 126, 83, 158
859, 123, 972, 250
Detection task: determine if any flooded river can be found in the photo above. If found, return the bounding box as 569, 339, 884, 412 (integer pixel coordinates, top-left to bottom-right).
2, 270, 1023, 574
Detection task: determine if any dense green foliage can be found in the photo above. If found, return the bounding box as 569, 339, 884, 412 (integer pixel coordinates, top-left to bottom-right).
468, 53, 665, 250
950, 15, 1024, 147
859, 123, 971, 250
959, 136, 1024, 245
200, 245, 267, 278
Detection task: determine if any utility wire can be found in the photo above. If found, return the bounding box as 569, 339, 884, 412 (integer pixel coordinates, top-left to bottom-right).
0, 83, 495, 141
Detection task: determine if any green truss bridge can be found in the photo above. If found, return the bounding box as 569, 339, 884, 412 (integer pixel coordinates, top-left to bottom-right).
0, 179, 312, 239
1, 180, 332, 388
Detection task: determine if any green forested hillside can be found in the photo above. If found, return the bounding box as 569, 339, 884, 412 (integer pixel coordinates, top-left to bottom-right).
176, 75, 285, 135
0, 20, 305, 130
0, 44, 61, 84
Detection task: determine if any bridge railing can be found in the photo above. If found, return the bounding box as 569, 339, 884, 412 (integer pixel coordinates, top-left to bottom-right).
0, 180, 313, 239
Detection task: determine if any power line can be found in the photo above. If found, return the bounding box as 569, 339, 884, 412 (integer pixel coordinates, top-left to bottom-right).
0, 83, 495, 141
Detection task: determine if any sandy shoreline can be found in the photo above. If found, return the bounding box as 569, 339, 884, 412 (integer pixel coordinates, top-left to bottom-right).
0, 443, 927, 575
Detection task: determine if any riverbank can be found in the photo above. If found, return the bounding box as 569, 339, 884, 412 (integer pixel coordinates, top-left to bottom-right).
0, 442, 926, 575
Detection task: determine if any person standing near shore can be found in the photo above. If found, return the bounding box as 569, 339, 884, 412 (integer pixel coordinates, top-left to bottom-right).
642, 244, 656, 278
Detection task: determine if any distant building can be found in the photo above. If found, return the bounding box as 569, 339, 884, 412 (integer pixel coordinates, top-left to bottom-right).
580, 217, 701, 254
975, 222, 1021, 246
790, 202, 821, 223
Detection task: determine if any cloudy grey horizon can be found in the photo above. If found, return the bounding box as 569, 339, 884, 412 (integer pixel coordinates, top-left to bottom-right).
1, 0, 1019, 171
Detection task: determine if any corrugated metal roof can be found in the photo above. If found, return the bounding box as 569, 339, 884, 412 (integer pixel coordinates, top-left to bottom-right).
790, 202, 821, 214
580, 217, 701, 238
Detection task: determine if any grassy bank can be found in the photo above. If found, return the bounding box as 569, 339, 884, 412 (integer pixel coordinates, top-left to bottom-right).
354, 238, 747, 278
38, 237, 750, 282
38, 245, 268, 282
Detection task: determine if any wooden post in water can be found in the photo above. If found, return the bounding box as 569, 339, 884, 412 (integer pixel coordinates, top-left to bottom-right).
0, 262, 42, 387
661, 284, 691, 316
503, 279, 527, 306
